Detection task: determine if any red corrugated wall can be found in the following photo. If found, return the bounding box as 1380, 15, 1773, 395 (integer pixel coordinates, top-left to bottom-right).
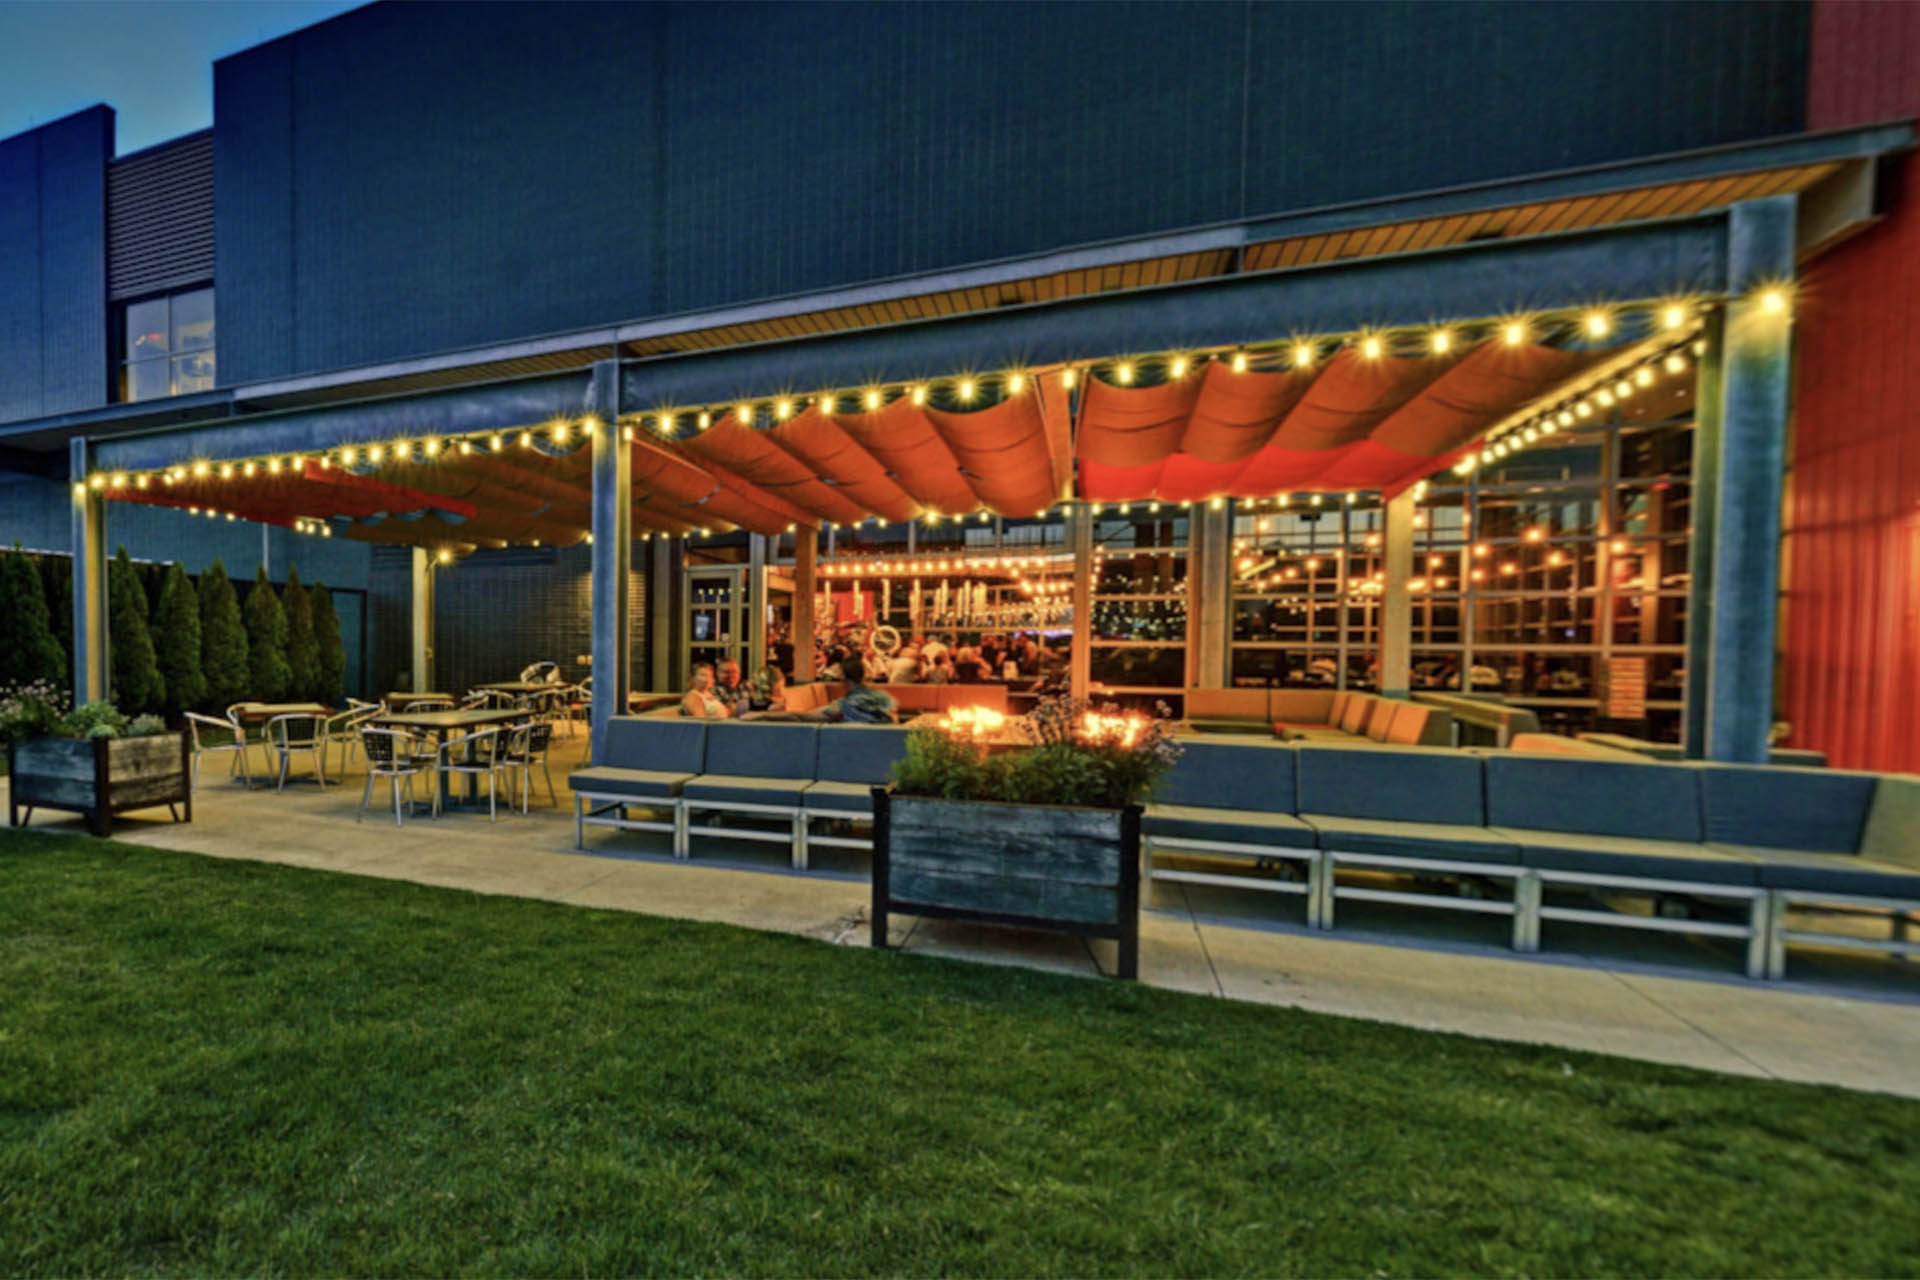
1781, 1, 1920, 773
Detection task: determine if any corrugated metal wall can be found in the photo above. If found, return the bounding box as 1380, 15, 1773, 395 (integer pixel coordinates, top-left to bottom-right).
215, 0, 1809, 386
107, 130, 214, 300
1780, 0, 1920, 773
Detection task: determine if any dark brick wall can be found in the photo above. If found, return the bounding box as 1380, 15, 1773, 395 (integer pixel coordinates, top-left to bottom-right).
0, 107, 112, 421
214, 0, 1809, 384
367, 544, 649, 698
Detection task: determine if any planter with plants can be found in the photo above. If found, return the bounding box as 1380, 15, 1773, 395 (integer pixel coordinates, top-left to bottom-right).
3, 685, 188, 836
871, 698, 1180, 979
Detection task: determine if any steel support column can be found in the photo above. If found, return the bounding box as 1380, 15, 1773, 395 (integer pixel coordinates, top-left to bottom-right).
409, 548, 435, 695
793, 529, 817, 683
68, 438, 106, 706
1681, 325, 1725, 757
1069, 506, 1092, 700
588, 361, 630, 758
1705, 197, 1796, 763
1380, 490, 1415, 699
1193, 502, 1231, 688
647, 535, 675, 694
747, 533, 769, 677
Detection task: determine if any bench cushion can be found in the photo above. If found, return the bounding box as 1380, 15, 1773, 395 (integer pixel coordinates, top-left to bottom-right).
1714, 845, 1920, 898
802, 781, 877, 813
1185, 688, 1271, 722
701, 722, 819, 779
1296, 743, 1486, 826
568, 766, 693, 800
682, 775, 813, 806
1485, 755, 1703, 842
1339, 695, 1375, 735
1363, 699, 1398, 742
1859, 775, 1920, 870
1154, 738, 1296, 811
1269, 688, 1335, 725
1496, 828, 1757, 885
1693, 763, 1876, 853
1144, 804, 1318, 849
813, 724, 912, 785
600, 717, 707, 773
1305, 814, 1519, 864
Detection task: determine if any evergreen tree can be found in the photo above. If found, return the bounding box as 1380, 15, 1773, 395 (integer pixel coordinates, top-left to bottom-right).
0, 543, 66, 688
283, 565, 318, 703
109, 545, 164, 713
311, 582, 346, 706
38, 554, 72, 671
198, 560, 250, 709
153, 562, 206, 716
244, 566, 290, 701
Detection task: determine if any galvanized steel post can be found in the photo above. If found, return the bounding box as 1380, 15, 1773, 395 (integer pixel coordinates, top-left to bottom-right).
1380, 489, 1415, 698
69, 437, 107, 707
588, 361, 630, 759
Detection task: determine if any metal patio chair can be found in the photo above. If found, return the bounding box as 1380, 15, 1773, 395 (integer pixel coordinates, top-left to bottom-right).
491, 719, 557, 812
267, 712, 329, 790
358, 726, 427, 825
322, 705, 382, 776
185, 711, 251, 790
434, 726, 506, 820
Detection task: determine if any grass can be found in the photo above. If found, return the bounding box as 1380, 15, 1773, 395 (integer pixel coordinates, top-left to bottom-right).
1, 830, 1916, 1277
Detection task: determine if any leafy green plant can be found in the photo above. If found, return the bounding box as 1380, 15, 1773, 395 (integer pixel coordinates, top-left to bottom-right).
0, 544, 67, 689
310, 582, 345, 706
0, 680, 69, 746
125, 713, 167, 737
244, 567, 290, 702
65, 701, 128, 740
108, 547, 164, 715
197, 560, 250, 710
154, 562, 206, 717
891, 695, 1182, 809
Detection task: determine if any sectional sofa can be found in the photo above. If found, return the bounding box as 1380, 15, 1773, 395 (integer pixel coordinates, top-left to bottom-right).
569, 716, 1919, 981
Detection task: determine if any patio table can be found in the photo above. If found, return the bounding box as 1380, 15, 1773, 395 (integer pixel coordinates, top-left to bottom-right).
369, 707, 527, 810
384, 691, 456, 710
230, 702, 330, 725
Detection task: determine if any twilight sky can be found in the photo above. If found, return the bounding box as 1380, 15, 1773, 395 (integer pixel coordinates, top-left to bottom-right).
0, 0, 363, 154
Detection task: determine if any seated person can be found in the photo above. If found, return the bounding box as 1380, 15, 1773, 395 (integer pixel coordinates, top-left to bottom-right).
802, 657, 898, 723
714, 657, 751, 712
679, 663, 733, 719
887, 644, 924, 685
740, 665, 787, 714
925, 652, 954, 685
950, 646, 986, 683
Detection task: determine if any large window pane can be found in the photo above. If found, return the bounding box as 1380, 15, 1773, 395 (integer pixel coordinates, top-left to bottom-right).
124, 359, 169, 402
126, 298, 169, 360
171, 288, 214, 351
172, 351, 215, 394
1089, 645, 1183, 687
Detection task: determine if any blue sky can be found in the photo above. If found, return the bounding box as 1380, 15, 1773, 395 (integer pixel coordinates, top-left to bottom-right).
0, 0, 364, 154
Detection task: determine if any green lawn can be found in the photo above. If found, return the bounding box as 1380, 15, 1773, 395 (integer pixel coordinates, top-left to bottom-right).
2, 830, 1915, 1277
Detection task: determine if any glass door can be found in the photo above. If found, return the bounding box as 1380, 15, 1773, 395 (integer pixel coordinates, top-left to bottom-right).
685, 565, 750, 676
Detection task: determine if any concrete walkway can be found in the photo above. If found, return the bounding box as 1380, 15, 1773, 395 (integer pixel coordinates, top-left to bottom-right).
7, 736, 1917, 1099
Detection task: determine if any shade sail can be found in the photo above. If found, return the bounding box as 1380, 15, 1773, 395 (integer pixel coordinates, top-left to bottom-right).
1077, 342, 1613, 500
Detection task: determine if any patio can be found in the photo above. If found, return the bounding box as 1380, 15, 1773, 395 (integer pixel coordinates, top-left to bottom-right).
7, 731, 1916, 1100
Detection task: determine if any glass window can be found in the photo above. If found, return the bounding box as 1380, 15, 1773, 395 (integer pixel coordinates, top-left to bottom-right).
118, 288, 215, 402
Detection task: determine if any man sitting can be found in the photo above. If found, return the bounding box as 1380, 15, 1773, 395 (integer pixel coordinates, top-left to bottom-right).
803, 657, 898, 723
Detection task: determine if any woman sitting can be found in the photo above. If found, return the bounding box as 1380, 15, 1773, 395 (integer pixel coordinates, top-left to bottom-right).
737, 665, 788, 715
679, 663, 733, 719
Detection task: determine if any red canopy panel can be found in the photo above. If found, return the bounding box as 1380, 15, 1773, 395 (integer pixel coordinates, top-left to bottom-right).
629, 439, 798, 535
923, 386, 1062, 517
680, 419, 869, 526
766, 408, 920, 523
1078, 343, 1613, 501
837, 398, 979, 516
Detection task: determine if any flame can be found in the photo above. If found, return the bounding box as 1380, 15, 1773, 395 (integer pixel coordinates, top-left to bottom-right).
1077, 711, 1146, 750
939, 705, 1007, 740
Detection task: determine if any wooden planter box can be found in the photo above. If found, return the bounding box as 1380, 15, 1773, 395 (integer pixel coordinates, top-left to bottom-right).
7, 731, 192, 837
871, 788, 1140, 979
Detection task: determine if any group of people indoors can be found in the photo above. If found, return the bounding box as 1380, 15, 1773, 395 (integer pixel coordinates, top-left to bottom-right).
679, 629, 1067, 723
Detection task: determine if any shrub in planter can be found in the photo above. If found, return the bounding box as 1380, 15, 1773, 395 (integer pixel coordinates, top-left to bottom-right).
244, 567, 290, 702
4, 686, 187, 836
877, 697, 1182, 979
198, 560, 249, 710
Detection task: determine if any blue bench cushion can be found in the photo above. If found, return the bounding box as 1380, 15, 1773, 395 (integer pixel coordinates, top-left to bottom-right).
1304, 815, 1519, 864
1713, 845, 1920, 898
1295, 743, 1487, 826
1144, 804, 1317, 849
1154, 739, 1296, 811
1495, 828, 1758, 885
812, 725, 911, 785
701, 723, 820, 779
600, 718, 708, 774
568, 766, 693, 800
1486, 756, 1704, 843
682, 775, 812, 806
1860, 775, 1920, 870
802, 781, 877, 814
1693, 763, 1876, 852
